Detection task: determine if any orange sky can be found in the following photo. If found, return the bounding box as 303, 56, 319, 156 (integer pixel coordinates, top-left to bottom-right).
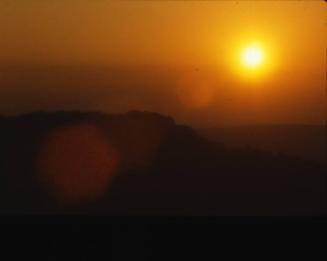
0, 1, 326, 126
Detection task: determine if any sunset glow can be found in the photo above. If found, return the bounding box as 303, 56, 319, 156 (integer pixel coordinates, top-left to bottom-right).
0, 1, 325, 125
0, 0, 325, 216
242, 45, 264, 69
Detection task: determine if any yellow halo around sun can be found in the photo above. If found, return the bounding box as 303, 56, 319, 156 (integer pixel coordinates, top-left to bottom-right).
225, 38, 277, 82
242, 45, 264, 69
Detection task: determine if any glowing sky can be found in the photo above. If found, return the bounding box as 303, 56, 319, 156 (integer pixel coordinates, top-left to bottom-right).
0, 0, 326, 126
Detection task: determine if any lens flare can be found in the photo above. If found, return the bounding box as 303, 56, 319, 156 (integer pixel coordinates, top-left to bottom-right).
37, 123, 118, 205
176, 73, 215, 109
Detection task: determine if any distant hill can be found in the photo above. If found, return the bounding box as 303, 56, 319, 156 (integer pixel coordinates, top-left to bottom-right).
199, 125, 326, 166
0, 111, 325, 215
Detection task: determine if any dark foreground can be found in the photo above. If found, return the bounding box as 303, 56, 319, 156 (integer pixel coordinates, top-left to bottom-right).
0, 111, 325, 215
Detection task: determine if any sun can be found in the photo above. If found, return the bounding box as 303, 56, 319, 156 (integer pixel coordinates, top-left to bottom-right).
242, 45, 264, 69
229, 40, 275, 81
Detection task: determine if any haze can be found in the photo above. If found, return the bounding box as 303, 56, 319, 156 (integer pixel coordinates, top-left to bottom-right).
0, 0, 326, 126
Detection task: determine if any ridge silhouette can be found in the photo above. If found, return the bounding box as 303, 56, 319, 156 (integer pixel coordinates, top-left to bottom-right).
0, 111, 325, 215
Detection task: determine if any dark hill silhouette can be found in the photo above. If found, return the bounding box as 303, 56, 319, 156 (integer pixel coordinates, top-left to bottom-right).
0, 111, 325, 215
199, 125, 326, 166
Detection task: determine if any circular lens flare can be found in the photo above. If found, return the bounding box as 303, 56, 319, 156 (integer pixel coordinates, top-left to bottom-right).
37, 123, 118, 205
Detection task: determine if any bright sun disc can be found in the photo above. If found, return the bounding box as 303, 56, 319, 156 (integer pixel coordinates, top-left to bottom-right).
242, 46, 263, 68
